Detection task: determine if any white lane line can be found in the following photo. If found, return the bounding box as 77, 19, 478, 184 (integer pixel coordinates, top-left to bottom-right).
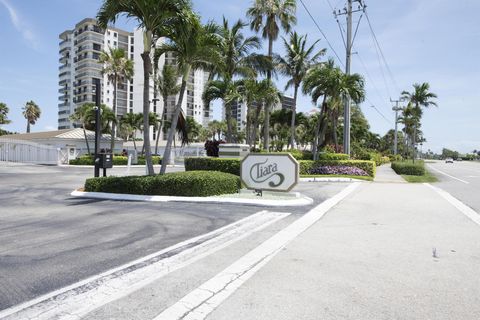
427, 165, 469, 184
0, 210, 291, 320
153, 182, 361, 320
424, 183, 480, 226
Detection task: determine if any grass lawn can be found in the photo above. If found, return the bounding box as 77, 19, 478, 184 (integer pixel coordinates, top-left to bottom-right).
300, 174, 373, 181
401, 170, 438, 183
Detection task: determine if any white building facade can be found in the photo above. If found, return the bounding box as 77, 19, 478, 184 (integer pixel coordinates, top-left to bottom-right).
59, 19, 212, 140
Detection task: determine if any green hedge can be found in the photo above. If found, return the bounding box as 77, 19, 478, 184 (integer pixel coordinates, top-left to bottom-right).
299, 160, 376, 177
184, 157, 241, 175
84, 171, 240, 197
318, 153, 350, 161
70, 155, 162, 165
391, 161, 425, 176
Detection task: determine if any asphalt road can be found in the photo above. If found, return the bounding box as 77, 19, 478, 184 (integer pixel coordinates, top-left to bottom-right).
0, 163, 344, 311
426, 160, 480, 212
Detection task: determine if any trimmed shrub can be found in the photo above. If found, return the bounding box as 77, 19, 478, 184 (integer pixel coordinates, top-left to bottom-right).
84, 171, 240, 197
185, 157, 241, 175
318, 153, 350, 161
299, 160, 376, 177
391, 161, 425, 176
70, 155, 161, 165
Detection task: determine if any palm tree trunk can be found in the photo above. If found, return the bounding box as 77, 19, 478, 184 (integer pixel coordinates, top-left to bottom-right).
246, 105, 252, 147
132, 133, 138, 153
155, 97, 167, 155
312, 96, 327, 160
332, 112, 338, 152
82, 124, 91, 155
141, 52, 154, 175
111, 76, 117, 153
224, 102, 233, 143
289, 84, 299, 150
26, 120, 30, 133
412, 124, 417, 163
263, 37, 274, 151
252, 102, 262, 150
160, 67, 190, 175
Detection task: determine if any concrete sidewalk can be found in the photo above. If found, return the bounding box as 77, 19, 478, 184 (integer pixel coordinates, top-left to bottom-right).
374, 164, 406, 183
209, 182, 480, 320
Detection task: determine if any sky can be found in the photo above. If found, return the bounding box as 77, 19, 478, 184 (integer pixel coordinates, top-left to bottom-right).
0, 0, 479, 153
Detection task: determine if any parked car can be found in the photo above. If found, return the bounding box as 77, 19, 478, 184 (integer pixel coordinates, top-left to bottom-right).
445, 158, 454, 163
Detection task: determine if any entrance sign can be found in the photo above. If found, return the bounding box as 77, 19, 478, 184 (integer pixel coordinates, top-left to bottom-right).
240, 153, 299, 192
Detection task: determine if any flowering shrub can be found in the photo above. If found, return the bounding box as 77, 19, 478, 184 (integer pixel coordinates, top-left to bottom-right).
308, 165, 369, 176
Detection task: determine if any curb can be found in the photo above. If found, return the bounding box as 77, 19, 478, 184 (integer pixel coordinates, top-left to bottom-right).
70, 190, 314, 207
300, 177, 365, 182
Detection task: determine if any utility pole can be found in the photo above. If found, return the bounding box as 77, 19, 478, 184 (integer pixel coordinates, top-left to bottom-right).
94, 78, 101, 178
336, 0, 365, 156
390, 97, 404, 155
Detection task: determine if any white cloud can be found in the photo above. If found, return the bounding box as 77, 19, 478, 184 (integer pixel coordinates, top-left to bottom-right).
0, 0, 39, 50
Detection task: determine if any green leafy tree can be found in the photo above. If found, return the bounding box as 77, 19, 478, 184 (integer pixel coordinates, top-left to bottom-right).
22, 101, 41, 133
69, 103, 95, 154
247, 0, 297, 151
0, 102, 10, 126
120, 112, 143, 152
155, 65, 180, 154
401, 82, 437, 161
156, 13, 219, 175
97, 0, 190, 175
99, 47, 134, 151
275, 31, 325, 149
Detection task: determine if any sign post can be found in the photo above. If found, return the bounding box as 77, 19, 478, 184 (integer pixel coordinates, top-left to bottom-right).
240, 154, 299, 192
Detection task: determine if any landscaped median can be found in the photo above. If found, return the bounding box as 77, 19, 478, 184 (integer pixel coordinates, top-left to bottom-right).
72, 170, 313, 206
391, 160, 438, 183
184, 154, 376, 180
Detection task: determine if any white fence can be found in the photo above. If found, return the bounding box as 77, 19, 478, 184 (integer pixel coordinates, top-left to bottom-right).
0, 139, 60, 165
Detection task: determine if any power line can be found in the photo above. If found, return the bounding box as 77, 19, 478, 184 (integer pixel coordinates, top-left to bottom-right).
354, 50, 391, 106
368, 101, 393, 126
364, 8, 400, 94
299, 0, 345, 68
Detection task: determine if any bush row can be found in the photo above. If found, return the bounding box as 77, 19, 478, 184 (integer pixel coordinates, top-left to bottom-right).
391, 161, 425, 176
184, 157, 240, 175
84, 171, 240, 197
299, 160, 376, 177
308, 165, 369, 176
70, 155, 162, 165
185, 156, 376, 177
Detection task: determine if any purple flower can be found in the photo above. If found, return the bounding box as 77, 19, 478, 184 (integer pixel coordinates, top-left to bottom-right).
308, 165, 368, 176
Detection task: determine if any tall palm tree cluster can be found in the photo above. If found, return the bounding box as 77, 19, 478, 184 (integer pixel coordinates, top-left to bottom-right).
94, 0, 436, 175
399, 82, 437, 161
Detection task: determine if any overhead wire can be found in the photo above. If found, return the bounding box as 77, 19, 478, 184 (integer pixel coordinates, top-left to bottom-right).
299, 0, 345, 68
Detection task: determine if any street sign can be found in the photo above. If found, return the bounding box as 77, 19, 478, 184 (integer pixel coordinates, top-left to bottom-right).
240, 153, 299, 192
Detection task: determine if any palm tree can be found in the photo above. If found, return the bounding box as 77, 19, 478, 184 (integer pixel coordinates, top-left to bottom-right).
0, 102, 10, 125
401, 82, 437, 161
204, 18, 269, 142
69, 103, 94, 154
247, 0, 297, 151
22, 101, 41, 133
97, 0, 190, 175
157, 13, 219, 175
155, 64, 180, 154
276, 31, 325, 149
99, 47, 134, 152
303, 59, 337, 159
120, 112, 143, 153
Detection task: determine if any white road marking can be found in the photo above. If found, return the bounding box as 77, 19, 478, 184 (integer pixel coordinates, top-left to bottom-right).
0, 210, 291, 320
425, 183, 480, 226
153, 182, 361, 320
427, 165, 470, 184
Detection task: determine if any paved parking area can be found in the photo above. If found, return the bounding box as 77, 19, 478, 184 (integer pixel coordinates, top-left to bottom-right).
0, 164, 345, 310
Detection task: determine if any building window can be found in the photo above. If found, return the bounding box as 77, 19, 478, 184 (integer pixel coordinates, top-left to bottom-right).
114, 32, 117, 37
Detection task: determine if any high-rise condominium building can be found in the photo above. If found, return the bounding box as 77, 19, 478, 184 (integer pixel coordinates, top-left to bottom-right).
226, 95, 295, 132
58, 19, 212, 138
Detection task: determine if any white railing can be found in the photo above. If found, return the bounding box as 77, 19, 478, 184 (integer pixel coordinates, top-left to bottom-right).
0, 139, 60, 165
